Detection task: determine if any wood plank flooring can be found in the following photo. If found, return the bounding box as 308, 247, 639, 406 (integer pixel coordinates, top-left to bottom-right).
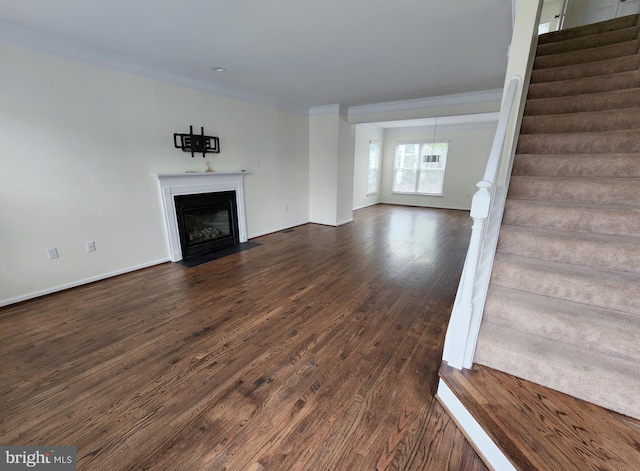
439, 363, 640, 471
0, 205, 487, 470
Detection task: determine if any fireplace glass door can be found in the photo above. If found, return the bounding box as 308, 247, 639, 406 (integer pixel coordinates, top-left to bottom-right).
174, 191, 239, 260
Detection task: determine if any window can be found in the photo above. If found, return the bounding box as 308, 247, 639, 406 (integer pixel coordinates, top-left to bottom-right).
538, 22, 551, 34
367, 141, 382, 195
392, 142, 448, 195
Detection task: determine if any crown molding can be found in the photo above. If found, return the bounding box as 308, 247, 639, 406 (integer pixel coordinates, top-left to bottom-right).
308, 104, 341, 116
347, 88, 504, 118
308, 104, 350, 116
375, 112, 499, 131
356, 123, 384, 131
383, 116, 500, 133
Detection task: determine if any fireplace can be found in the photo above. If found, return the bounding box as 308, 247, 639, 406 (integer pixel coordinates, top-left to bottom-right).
153, 172, 249, 262
175, 190, 239, 260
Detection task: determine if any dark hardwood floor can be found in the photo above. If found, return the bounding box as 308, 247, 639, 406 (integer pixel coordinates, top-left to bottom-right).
0, 205, 487, 470
439, 363, 640, 471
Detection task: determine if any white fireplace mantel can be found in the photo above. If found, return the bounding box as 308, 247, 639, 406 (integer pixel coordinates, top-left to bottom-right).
152, 172, 249, 262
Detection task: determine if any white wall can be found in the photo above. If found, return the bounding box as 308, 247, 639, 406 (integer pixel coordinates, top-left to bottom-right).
539, 0, 564, 31
0, 42, 309, 305
309, 114, 339, 225
562, 0, 583, 27
336, 113, 356, 225
352, 125, 384, 210
308, 110, 356, 226
379, 124, 497, 210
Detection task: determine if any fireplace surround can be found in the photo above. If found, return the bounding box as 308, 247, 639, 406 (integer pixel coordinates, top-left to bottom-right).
152, 173, 248, 262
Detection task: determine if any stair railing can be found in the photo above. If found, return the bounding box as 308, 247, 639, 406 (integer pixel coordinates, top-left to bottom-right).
442, 75, 523, 369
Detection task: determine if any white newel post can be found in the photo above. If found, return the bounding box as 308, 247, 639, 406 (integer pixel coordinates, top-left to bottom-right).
442, 180, 491, 369
441, 76, 522, 370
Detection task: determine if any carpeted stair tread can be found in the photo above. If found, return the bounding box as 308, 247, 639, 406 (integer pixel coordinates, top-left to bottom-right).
516, 128, 640, 154
490, 253, 640, 315
533, 39, 640, 70
503, 199, 640, 237
512, 153, 640, 177
523, 88, 640, 116
496, 224, 640, 274
483, 285, 640, 360
528, 70, 640, 99
475, 14, 640, 420
537, 25, 640, 57
531, 54, 640, 84
521, 107, 640, 134
474, 321, 640, 418
537, 14, 639, 45
507, 175, 640, 206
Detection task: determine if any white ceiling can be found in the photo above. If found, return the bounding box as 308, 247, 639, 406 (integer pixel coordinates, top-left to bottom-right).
0, 0, 513, 111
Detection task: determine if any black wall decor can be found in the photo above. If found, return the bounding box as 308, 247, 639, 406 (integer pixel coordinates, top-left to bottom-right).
173, 126, 220, 157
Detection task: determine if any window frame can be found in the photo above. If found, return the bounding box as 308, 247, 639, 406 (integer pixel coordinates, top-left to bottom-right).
366, 140, 382, 196
391, 141, 449, 196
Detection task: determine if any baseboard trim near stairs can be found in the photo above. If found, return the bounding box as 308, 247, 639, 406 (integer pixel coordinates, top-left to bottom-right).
436, 377, 516, 471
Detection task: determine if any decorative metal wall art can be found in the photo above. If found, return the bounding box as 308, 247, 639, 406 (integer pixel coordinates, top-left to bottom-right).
173, 126, 220, 157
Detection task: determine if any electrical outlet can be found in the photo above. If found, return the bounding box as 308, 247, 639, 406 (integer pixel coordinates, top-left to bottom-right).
86, 241, 96, 252
47, 248, 59, 259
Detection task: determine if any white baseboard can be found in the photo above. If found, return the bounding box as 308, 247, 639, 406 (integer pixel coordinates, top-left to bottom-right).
353, 202, 379, 210
248, 219, 310, 239
436, 378, 516, 471
0, 258, 170, 307
307, 218, 353, 227
379, 201, 471, 211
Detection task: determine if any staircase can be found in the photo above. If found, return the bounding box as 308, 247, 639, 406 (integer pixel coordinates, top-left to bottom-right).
473, 15, 640, 419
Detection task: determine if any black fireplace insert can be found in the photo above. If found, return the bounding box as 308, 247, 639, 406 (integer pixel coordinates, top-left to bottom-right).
174, 191, 239, 260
